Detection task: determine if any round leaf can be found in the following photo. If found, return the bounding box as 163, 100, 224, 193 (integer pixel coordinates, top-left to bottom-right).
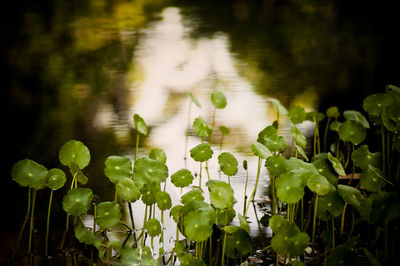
193, 117, 212, 138
351, 145, 381, 170
360, 168, 384, 192
338, 120, 367, 144
327, 152, 346, 177
146, 218, 162, 237
337, 185, 364, 209
47, 168, 66, 190
268, 97, 288, 115
312, 158, 338, 184
206, 180, 235, 209
133, 157, 168, 189
218, 152, 238, 176
62, 188, 93, 216
181, 190, 204, 205
184, 209, 215, 242
120, 246, 140, 265
216, 208, 235, 226
59, 140, 90, 169
170, 205, 183, 223
257, 126, 286, 152
115, 178, 141, 202
307, 174, 334, 196
104, 156, 132, 184
265, 155, 287, 176
74, 225, 96, 245
190, 143, 213, 162
343, 110, 370, 128
211, 91, 227, 109
156, 191, 172, 210
11, 159, 48, 189
224, 227, 252, 259
69, 163, 88, 184
251, 142, 272, 159
306, 111, 325, 122
275, 172, 305, 204
382, 108, 400, 132
329, 121, 342, 132
363, 93, 393, 116
133, 114, 148, 136
171, 169, 194, 188
326, 106, 340, 118
96, 201, 121, 229
140, 182, 161, 205
291, 125, 306, 148
317, 190, 345, 221
149, 148, 167, 164
288, 106, 306, 124
219, 126, 230, 135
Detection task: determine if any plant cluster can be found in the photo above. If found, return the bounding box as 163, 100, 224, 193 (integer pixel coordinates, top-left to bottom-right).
9, 85, 400, 265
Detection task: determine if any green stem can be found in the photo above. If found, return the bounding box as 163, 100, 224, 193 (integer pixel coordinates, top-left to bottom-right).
141, 205, 148, 248
161, 210, 164, 247
324, 118, 331, 152
199, 162, 202, 187
128, 203, 137, 246
45, 189, 54, 257
28, 189, 37, 255
340, 202, 348, 238
245, 157, 262, 217
135, 134, 140, 163
210, 107, 216, 145
205, 161, 211, 181
243, 168, 249, 215
221, 228, 227, 265
312, 195, 319, 252
184, 101, 192, 168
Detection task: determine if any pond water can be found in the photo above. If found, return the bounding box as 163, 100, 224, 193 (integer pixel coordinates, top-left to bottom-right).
2, 0, 399, 264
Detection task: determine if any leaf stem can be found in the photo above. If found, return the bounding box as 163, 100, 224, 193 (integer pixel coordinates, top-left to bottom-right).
312, 194, 319, 252
245, 157, 262, 217
28, 189, 37, 255
45, 189, 54, 257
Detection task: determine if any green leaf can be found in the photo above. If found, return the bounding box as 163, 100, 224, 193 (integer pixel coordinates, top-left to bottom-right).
171, 169, 194, 188
216, 208, 235, 226
115, 178, 141, 202
211, 91, 227, 109
337, 185, 364, 209
149, 148, 167, 164
156, 191, 172, 210
306, 111, 325, 123
47, 168, 66, 190
224, 227, 252, 259
307, 174, 334, 196
268, 97, 288, 115
59, 140, 90, 169
275, 172, 305, 204
69, 162, 88, 185
193, 117, 212, 138
363, 93, 393, 116
218, 152, 238, 176
190, 143, 213, 162
265, 155, 287, 176
133, 114, 148, 136
62, 188, 93, 216
170, 205, 183, 223
312, 158, 338, 184
329, 121, 342, 132
186, 91, 201, 108
317, 190, 345, 221
11, 159, 48, 189
140, 182, 161, 205
343, 110, 370, 128
257, 126, 286, 152
96, 201, 122, 229
206, 180, 235, 209
141, 246, 157, 266
74, 225, 96, 245
291, 125, 306, 148
285, 157, 319, 177
238, 214, 250, 234
381, 108, 400, 132
119, 246, 140, 266
178, 253, 206, 266
104, 156, 132, 184
184, 208, 215, 242
251, 142, 273, 159
351, 145, 382, 170
326, 106, 340, 118
338, 120, 367, 144
146, 218, 162, 237
133, 157, 168, 189
219, 125, 230, 135
296, 144, 309, 162
360, 168, 384, 192
181, 190, 204, 205
327, 152, 346, 176
288, 106, 306, 124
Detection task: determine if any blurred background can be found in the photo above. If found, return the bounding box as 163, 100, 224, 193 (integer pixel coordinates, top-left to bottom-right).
1, 0, 399, 263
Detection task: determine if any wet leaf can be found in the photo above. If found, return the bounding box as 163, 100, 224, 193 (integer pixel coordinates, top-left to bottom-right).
265, 154, 287, 176
156, 191, 172, 210
47, 168, 66, 190
285, 157, 319, 177
291, 125, 306, 148
171, 169, 194, 188
275, 172, 305, 204
116, 178, 141, 202
104, 156, 132, 184
338, 120, 367, 144
307, 174, 334, 196
337, 185, 364, 209
181, 190, 204, 205
193, 117, 212, 138
140, 182, 161, 205
224, 227, 252, 259
206, 180, 235, 209
190, 143, 213, 162
11, 159, 48, 189
184, 208, 215, 242
288, 106, 306, 124
351, 145, 382, 170
149, 148, 167, 164
363, 93, 393, 116
257, 126, 286, 152
211, 91, 227, 109
219, 125, 230, 135
146, 218, 161, 237
326, 106, 340, 118
59, 140, 90, 169
62, 188, 93, 216
96, 201, 122, 229
218, 152, 238, 176
268, 97, 288, 115
186, 91, 201, 108
343, 110, 370, 128
327, 152, 346, 176
317, 191, 345, 221
133, 157, 168, 189
251, 142, 272, 159
133, 114, 148, 136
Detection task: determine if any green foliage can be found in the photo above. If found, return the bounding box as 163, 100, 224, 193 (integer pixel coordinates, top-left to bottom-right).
351, 145, 382, 170
223, 226, 252, 259
326, 106, 340, 118
211, 91, 227, 109
193, 117, 212, 138
265, 154, 287, 176
218, 152, 238, 176
184, 206, 216, 242
146, 218, 161, 237
338, 120, 367, 144
268, 97, 288, 115
140, 182, 160, 205
257, 125, 286, 152
181, 190, 204, 205
343, 110, 370, 128
115, 178, 140, 202
156, 191, 172, 210
62, 188, 93, 216
133, 157, 168, 189
149, 148, 167, 164
133, 114, 148, 136
186, 91, 201, 108
206, 180, 235, 209
363, 93, 393, 116
96, 201, 122, 229
327, 152, 346, 176
47, 168, 66, 190
189, 143, 213, 162
59, 140, 90, 169
337, 185, 364, 209
317, 190, 345, 221
69, 162, 89, 184
104, 156, 132, 184
11, 159, 48, 189
219, 125, 230, 135
171, 169, 194, 188
251, 142, 273, 159
291, 125, 307, 148
275, 172, 305, 204
288, 106, 306, 124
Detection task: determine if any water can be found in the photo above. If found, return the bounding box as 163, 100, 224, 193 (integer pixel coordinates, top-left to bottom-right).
2, 0, 399, 264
